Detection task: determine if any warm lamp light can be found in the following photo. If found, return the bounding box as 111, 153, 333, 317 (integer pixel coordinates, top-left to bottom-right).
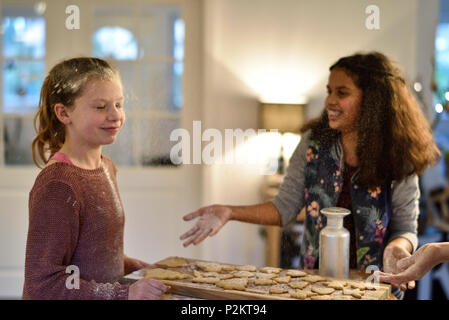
259, 101, 306, 175
259, 102, 306, 133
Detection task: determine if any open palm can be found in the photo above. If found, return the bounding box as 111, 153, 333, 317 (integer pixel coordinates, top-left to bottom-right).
180, 205, 232, 247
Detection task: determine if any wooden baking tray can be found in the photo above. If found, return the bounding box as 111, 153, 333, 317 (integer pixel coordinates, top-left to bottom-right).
139, 256, 392, 300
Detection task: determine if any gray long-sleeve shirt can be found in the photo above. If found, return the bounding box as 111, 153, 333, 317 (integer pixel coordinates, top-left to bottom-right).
272, 130, 420, 252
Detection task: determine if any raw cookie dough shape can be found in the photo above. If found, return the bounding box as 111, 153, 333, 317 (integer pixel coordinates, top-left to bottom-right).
256, 272, 277, 279
349, 282, 367, 290
269, 285, 288, 294
221, 264, 236, 271
290, 290, 308, 299
216, 278, 248, 291
274, 276, 291, 284
236, 265, 257, 272
343, 288, 364, 299
288, 281, 310, 289
218, 274, 234, 280
311, 286, 335, 295
155, 256, 189, 268
192, 277, 220, 284
145, 268, 190, 280
254, 278, 275, 286
232, 270, 255, 278
259, 267, 282, 274
196, 262, 223, 273
302, 275, 327, 283
325, 281, 346, 290
193, 270, 219, 278
286, 269, 308, 277
290, 289, 317, 298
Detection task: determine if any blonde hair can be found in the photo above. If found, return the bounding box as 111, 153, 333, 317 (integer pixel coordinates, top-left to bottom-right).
32, 57, 119, 168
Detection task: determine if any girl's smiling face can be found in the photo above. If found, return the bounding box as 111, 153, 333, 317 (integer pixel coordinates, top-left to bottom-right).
66, 76, 125, 147
325, 68, 363, 134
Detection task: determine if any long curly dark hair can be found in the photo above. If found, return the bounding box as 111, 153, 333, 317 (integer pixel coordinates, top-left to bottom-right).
301, 51, 440, 189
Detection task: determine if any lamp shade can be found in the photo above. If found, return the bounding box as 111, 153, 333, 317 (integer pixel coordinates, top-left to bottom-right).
259, 103, 306, 133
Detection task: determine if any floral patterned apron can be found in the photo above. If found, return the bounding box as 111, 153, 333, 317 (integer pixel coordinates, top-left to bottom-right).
300, 137, 392, 270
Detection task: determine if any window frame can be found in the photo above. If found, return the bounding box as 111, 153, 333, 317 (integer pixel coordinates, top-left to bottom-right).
0, 0, 190, 168
0, 2, 47, 167
91, 2, 184, 167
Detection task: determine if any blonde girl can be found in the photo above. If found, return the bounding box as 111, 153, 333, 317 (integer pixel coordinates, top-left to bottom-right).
24, 57, 167, 300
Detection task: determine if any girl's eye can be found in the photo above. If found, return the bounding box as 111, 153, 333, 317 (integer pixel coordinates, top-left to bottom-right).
96, 106, 106, 109
115, 103, 122, 108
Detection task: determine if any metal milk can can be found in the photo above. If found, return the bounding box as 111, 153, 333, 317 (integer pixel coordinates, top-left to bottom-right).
319, 207, 351, 278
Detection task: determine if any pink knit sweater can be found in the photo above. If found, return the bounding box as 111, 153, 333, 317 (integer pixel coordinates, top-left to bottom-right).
23, 155, 130, 300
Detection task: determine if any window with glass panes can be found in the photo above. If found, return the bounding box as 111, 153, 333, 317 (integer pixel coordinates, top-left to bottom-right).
0, 2, 184, 167
1, 4, 45, 166
92, 4, 184, 167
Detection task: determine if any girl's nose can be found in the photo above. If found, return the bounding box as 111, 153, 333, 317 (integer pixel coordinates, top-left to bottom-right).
107, 105, 123, 120
326, 93, 338, 106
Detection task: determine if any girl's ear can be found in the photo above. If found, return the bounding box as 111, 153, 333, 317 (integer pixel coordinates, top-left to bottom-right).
54, 103, 71, 125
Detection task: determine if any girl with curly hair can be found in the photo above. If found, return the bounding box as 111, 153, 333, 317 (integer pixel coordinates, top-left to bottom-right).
180, 52, 440, 300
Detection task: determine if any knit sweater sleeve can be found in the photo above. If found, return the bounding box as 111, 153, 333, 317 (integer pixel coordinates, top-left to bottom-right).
271, 130, 311, 227
23, 180, 129, 300
110, 160, 137, 276
389, 174, 420, 252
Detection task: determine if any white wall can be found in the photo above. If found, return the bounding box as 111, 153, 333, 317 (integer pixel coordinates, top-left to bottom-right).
198, 0, 440, 266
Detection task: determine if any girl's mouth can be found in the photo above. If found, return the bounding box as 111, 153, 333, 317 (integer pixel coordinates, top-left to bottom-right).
327, 110, 342, 120
102, 127, 120, 133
